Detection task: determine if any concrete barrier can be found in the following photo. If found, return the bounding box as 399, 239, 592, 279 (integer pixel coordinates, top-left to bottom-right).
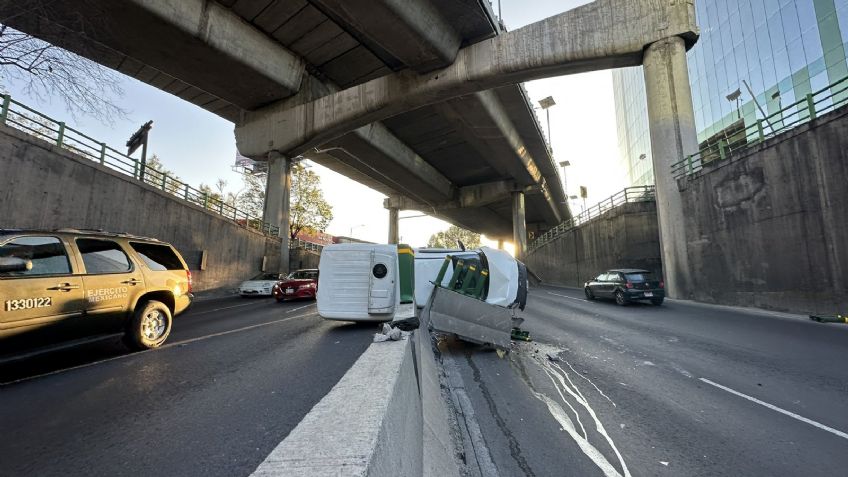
251, 324, 462, 477
251, 338, 423, 476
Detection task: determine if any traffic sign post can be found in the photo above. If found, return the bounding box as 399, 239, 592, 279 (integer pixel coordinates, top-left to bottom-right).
126, 121, 153, 182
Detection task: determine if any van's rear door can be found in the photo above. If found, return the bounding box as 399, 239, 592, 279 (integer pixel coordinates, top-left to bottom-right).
368, 249, 396, 314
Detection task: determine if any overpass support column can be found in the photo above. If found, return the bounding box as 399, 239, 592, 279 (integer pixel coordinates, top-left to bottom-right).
388, 207, 399, 244
264, 155, 292, 272
512, 191, 527, 261
643, 36, 698, 298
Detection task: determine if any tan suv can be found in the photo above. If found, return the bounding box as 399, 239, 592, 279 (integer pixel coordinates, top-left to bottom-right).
0, 229, 193, 356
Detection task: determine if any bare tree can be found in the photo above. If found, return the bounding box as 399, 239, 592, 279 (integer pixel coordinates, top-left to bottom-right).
0, 24, 127, 124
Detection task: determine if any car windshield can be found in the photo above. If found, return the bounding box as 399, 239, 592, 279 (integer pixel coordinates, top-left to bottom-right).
250, 273, 279, 281
624, 272, 651, 282
287, 270, 317, 280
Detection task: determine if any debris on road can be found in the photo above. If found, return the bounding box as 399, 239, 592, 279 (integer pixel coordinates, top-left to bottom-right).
809, 314, 847, 324
373, 323, 410, 342
511, 328, 531, 342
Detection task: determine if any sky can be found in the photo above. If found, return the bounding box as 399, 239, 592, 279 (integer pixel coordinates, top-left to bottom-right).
2, 0, 624, 248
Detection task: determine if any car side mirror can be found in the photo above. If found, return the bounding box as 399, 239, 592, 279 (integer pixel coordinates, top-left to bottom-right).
0, 257, 33, 273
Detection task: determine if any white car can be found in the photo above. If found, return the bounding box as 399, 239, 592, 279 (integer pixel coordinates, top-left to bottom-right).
238, 273, 284, 297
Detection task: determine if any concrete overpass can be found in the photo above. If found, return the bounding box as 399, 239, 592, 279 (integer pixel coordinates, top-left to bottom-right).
0, 0, 701, 296
1, 1, 568, 244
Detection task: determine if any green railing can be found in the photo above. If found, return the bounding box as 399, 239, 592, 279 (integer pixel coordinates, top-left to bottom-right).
529, 185, 655, 252
671, 75, 848, 178
0, 94, 281, 237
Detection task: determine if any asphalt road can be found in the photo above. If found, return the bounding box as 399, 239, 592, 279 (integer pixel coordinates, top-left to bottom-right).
0, 296, 377, 477
445, 285, 848, 477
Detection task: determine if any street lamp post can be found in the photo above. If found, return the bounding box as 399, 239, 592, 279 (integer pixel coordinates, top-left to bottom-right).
537, 96, 556, 153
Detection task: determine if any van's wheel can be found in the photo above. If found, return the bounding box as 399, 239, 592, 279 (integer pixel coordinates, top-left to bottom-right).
615, 290, 628, 306
584, 288, 595, 300
124, 300, 172, 350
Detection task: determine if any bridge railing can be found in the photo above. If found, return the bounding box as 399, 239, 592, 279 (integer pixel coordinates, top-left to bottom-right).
528, 185, 656, 252
671, 75, 848, 179
0, 94, 281, 237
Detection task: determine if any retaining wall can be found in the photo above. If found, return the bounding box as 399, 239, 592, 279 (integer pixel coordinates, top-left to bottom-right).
678, 104, 848, 313
525, 201, 663, 288
0, 124, 282, 293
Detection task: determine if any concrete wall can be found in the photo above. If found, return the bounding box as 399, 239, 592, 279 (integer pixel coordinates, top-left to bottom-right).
678, 105, 848, 314
0, 125, 282, 293
525, 201, 663, 288
289, 248, 321, 271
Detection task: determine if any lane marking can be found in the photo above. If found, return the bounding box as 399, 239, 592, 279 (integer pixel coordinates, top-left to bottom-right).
188, 301, 267, 316
168, 312, 316, 347
547, 291, 592, 302
1, 311, 319, 386
699, 378, 848, 441
286, 303, 315, 314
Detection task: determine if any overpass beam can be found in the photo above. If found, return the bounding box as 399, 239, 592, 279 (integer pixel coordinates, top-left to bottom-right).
264, 156, 293, 272
512, 191, 528, 261
311, 0, 461, 73
235, 0, 698, 157
643, 36, 698, 299
388, 207, 400, 244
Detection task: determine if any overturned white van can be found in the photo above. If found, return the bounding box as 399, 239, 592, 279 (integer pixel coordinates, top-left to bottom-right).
317, 243, 416, 322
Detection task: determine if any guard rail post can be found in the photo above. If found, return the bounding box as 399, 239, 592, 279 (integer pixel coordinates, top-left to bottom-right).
0, 95, 10, 124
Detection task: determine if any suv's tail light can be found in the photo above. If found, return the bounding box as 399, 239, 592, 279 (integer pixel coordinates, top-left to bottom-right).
625, 282, 633, 289
186, 269, 193, 293
659, 281, 664, 289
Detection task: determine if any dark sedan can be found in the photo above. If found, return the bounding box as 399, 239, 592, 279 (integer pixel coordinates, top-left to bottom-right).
584, 269, 665, 306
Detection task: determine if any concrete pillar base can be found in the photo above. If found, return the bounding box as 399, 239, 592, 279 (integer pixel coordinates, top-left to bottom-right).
264, 155, 292, 273
643, 36, 698, 298
388, 207, 399, 244
512, 191, 527, 261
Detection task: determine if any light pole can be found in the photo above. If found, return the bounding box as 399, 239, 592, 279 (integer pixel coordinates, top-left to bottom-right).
349, 223, 366, 237
537, 96, 556, 153
558, 160, 571, 196
726, 88, 742, 120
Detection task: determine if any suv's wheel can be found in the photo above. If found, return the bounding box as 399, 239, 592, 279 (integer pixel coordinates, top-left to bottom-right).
124, 300, 172, 350
584, 287, 595, 300
651, 298, 664, 306
615, 290, 628, 306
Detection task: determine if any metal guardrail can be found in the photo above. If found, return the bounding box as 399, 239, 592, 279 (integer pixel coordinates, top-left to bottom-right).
0, 94, 281, 237
671, 75, 848, 178
290, 238, 324, 253
528, 185, 656, 252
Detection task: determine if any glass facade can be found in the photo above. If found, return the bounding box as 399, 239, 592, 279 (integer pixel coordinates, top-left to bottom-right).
613, 0, 848, 186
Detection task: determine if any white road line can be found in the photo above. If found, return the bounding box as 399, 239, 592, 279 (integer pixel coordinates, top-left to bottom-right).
547, 291, 591, 302
286, 303, 315, 314
167, 312, 316, 347
1, 311, 318, 386
699, 378, 848, 440
189, 301, 265, 316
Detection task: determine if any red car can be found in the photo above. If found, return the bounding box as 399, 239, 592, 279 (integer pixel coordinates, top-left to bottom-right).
272, 269, 319, 302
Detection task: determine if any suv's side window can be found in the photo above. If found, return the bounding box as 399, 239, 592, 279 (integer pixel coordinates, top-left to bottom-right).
0, 236, 71, 277
76, 239, 132, 274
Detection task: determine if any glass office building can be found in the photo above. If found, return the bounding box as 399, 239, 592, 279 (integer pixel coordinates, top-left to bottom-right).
613, 0, 848, 186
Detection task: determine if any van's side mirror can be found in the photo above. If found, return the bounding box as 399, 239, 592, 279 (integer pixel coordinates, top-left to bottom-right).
0, 257, 33, 273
